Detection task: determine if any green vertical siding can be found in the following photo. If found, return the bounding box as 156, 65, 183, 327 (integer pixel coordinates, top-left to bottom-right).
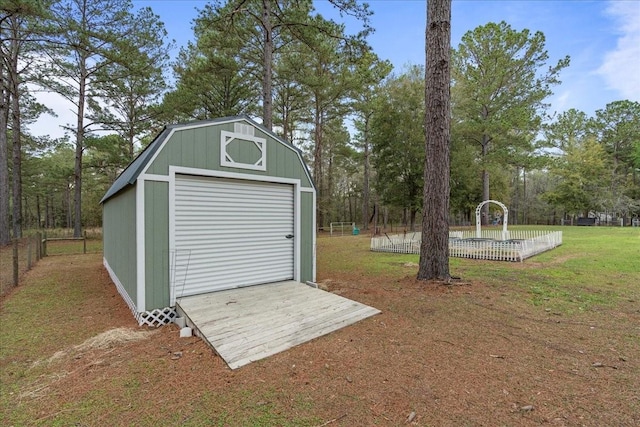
300, 192, 315, 283
136, 119, 316, 308
224, 138, 262, 165
103, 185, 137, 307
256, 126, 312, 188
147, 121, 313, 189
145, 181, 170, 309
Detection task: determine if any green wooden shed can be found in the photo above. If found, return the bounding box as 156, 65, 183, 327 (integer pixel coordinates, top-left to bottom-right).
101, 116, 316, 326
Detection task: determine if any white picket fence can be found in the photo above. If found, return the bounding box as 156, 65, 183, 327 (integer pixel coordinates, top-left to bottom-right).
370, 230, 563, 262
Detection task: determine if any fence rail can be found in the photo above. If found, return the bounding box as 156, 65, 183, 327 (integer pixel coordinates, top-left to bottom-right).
330, 222, 356, 237
1, 234, 44, 295
371, 230, 563, 262
1, 230, 95, 296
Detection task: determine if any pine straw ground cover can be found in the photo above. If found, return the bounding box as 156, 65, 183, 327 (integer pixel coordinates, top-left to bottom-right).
1, 227, 639, 426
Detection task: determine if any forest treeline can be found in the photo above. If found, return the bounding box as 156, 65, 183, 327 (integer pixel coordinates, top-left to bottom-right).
1, 0, 639, 244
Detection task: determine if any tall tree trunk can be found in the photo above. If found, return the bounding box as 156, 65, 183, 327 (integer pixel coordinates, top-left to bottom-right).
410, 208, 417, 232
127, 121, 135, 160
522, 168, 527, 225
282, 105, 290, 143
481, 134, 490, 225
313, 100, 323, 228
73, 55, 88, 238
361, 116, 370, 231
327, 142, 334, 222
45, 196, 49, 228
512, 166, 519, 225
261, 0, 273, 130
66, 184, 71, 229
0, 57, 10, 244
417, 0, 452, 281
36, 193, 41, 228
10, 32, 21, 239
23, 194, 29, 229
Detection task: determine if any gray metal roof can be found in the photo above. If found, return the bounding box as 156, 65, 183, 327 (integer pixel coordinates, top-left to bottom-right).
100, 115, 314, 204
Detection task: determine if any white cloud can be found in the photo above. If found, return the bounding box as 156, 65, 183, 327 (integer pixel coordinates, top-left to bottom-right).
28, 84, 77, 141
551, 90, 571, 112
597, 1, 640, 102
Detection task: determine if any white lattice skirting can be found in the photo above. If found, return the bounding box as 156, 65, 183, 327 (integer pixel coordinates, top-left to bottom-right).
138, 307, 177, 326
103, 258, 177, 327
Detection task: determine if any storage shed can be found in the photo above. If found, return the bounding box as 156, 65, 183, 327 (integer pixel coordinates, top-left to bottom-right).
101, 116, 316, 326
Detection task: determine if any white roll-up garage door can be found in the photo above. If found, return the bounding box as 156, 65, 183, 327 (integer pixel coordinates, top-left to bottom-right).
173, 175, 294, 297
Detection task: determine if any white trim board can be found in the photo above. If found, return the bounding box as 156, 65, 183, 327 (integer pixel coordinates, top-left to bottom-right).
135, 178, 146, 312
139, 117, 314, 189
168, 166, 303, 306
104, 257, 140, 322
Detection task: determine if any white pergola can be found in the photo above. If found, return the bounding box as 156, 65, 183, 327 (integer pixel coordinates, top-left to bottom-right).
476, 200, 509, 238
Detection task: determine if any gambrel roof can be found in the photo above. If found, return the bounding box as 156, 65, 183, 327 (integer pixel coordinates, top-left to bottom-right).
100, 115, 313, 204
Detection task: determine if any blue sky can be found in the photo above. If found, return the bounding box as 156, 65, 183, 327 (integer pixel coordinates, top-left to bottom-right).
31, 0, 640, 138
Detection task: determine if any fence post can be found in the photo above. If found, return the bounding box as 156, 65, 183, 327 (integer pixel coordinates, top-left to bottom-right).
43, 231, 47, 257
36, 233, 41, 261
12, 238, 18, 287
27, 239, 32, 270
83, 230, 87, 254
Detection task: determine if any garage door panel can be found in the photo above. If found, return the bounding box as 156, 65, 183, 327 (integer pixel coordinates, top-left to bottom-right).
174, 234, 294, 245
177, 227, 292, 236
176, 221, 293, 231
179, 266, 293, 295
186, 260, 293, 280
174, 175, 295, 296
179, 248, 294, 264
184, 265, 292, 284
176, 231, 294, 242
176, 202, 291, 211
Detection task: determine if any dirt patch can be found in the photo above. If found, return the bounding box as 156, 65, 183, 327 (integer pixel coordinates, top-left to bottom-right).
38, 327, 158, 367
2, 254, 639, 426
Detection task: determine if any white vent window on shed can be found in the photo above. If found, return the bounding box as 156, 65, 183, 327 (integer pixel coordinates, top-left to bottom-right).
221, 128, 266, 171
234, 122, 254, 136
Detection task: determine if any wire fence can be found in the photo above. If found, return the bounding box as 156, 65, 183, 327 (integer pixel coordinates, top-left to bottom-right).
1, 234, 44, 296
0, 229, 102, 296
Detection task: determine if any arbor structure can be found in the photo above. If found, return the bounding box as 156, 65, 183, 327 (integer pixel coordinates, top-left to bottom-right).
417, 0, 452, 281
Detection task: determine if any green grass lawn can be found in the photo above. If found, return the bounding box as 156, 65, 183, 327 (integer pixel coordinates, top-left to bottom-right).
320, 225, 640, 313
1, 225, 638, 426
44, 238, 103, 256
